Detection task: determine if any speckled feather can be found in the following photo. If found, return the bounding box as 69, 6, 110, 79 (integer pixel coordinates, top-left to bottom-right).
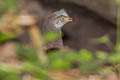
41, 9, 71, 50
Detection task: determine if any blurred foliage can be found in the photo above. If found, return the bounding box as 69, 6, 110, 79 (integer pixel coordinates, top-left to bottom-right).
97, 35, 110, 44
90, 35, 111, 45
0, 23, 119, 79
96, 51, 108, 60
12, 32, 120, 79
0, 64, 20, 80
79, 49, 93, 62
0, 0, 120, 80
22, 62, 50, 80
48, 50, 77, 70
0, 32, 15, 43
116, 0, 120, 5
16, 44, 39, 63
44, 32, 60, 42
0, 0, 19, 12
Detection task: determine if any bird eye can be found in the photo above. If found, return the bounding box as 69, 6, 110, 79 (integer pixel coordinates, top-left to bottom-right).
61, 17, 64, 20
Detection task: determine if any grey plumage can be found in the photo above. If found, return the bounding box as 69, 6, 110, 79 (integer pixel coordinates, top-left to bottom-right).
41, 9, 72, 50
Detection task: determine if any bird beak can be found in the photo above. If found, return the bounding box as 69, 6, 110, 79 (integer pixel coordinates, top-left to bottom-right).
67, 18, 73, 22
65, 17, 72, 22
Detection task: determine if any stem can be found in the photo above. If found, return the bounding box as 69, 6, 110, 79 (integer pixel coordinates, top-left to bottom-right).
29, 24, 47, 64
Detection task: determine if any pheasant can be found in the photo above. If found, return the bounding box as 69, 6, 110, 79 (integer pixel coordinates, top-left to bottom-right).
41, 9, 72, 50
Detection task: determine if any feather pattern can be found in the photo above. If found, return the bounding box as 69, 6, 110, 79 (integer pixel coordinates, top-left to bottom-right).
41, 9, 72, 50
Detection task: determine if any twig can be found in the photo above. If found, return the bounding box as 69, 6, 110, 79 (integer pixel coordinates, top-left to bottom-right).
29, 24, 47, 64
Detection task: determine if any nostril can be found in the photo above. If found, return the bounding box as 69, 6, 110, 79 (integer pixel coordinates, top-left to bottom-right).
68, 18, 73, 22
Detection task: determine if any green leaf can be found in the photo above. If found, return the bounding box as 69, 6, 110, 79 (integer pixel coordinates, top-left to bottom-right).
109, 53, 120, 64
96, 51, 108, 60
0, 0, 19, 12
48, 51, 71, 70
64, 51, 79, 62
79, 49, 93, 62
91, 35, 110, 44
0, 33, 15, 43
99, 67, 114, 75
79, 60, 101, 74
0, 64, 20, 80
16, 44, 38, 63
51, 59, 71, 70
44, 32, 60, 42
23, 62, 49, 80
97, 35, 110, 44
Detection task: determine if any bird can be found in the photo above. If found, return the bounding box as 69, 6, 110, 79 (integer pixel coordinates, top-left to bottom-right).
41, 9, 72, 50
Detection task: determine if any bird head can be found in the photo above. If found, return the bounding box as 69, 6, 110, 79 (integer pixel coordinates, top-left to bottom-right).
53, 9, 72, 28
